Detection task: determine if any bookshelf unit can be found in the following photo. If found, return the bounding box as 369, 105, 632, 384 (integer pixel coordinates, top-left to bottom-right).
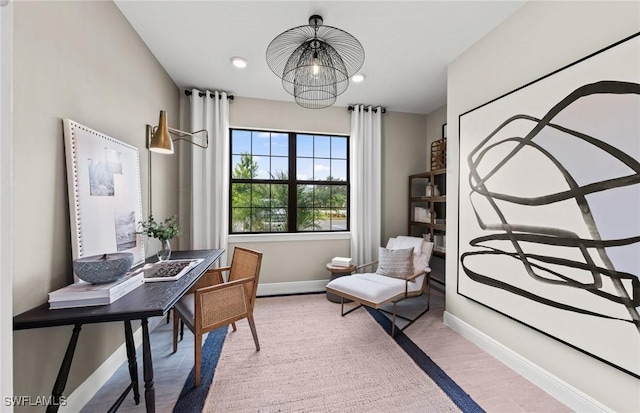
408, 169, 446, 258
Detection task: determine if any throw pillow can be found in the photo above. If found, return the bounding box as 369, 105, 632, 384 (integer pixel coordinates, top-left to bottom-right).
376, 247, 414, 279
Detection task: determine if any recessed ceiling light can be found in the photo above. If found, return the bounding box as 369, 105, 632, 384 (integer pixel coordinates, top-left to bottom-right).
230, 56, 248, 69
352, 73, 366, 83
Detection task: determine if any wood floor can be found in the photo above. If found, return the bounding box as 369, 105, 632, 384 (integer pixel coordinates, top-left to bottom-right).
81, 288, 571, 412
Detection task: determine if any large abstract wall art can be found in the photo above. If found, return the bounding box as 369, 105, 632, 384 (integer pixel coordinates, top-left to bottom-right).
458, 33, 639, 377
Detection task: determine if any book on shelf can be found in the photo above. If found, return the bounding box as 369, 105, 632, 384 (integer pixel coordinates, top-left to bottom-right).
48, 271, 144, 309
141, 259, 204, 282
331, 257, 353, 267
434, 234, 446, 253
414, 207, 436, 223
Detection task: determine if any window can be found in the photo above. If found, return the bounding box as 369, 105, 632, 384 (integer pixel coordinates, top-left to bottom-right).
230, 129, 349, 234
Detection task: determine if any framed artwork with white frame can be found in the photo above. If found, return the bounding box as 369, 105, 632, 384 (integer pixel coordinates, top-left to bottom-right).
63, 119, 145, 268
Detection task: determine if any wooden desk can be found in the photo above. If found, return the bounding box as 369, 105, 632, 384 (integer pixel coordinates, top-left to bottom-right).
13, 249, 224, 413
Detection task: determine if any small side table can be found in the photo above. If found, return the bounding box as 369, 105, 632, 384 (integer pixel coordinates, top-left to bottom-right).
326, 263, 356, 303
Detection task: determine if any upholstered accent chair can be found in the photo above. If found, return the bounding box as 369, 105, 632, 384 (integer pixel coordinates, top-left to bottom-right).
172, 247, 263, 386
326, 236, 434, 336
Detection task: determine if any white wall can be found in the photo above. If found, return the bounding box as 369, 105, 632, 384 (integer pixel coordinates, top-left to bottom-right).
381, 110, 428, 242
227, 97, 427, 292
12, 1, 179, 409
1, 1, 13, 409
446, 1, 640, 411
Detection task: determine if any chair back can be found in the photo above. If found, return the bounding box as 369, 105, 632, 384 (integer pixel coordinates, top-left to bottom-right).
385, 237, 434, 297
228, 247, 263, 307
386, 236, 434, 274
415, 240, 434, 273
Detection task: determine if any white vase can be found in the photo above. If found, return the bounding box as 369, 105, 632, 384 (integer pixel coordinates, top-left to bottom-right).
426, 185, 441, 197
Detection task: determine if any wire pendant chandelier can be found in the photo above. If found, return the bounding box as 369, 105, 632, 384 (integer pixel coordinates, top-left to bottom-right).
266, 15, 365, 109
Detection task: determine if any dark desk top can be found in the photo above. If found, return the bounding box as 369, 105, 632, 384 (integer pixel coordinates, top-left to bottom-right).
13, 249, 224, 330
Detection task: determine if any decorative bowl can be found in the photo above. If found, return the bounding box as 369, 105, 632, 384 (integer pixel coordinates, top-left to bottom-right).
73, 253, 134, 284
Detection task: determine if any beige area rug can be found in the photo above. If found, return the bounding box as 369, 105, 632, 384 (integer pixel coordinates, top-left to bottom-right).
203, 294, 461, 412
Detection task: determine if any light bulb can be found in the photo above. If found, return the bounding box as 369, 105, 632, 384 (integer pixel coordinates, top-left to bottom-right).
311, 53, 321, 78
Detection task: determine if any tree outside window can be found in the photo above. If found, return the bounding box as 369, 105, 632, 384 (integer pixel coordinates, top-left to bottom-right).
230, 129, 349, 234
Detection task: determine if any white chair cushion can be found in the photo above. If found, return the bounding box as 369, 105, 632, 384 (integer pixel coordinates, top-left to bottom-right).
326, 273, 425, 305
414, 242, 434, 273
327, 273, 405, 304
326, 237, 434, 307
355, 273, 425, 293
393, 235, 424, 255
386, 237, 433, 273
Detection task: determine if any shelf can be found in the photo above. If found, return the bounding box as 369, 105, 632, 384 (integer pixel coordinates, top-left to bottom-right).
408, 169, 446, 262
411, 196, 446, 202
410, 221, 431, 227
409, 221, 446, 230
433, 249, 446, 258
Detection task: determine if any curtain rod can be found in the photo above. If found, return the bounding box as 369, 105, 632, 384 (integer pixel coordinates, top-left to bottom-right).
184, 90, 235, 101
348, 105, 386, 113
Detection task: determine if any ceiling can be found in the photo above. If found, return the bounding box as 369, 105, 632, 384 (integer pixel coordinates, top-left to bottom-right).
115, 1, 526, 115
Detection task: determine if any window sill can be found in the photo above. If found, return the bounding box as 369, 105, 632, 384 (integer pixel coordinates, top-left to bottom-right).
228, 232, 351, 243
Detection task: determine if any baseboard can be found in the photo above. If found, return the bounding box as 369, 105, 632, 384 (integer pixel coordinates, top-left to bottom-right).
61, 317, 163, 412
443, 311, 612, 413
257, 279, 329, 296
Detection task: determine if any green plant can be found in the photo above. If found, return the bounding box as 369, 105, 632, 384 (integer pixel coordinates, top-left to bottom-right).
138, 214, 181, 241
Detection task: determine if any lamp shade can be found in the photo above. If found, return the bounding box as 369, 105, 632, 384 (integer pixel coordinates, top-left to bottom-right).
266, 15, 364, 109
149, 110, 174, 154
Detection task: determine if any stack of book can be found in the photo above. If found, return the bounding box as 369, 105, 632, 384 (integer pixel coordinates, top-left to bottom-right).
331, 257, 353, 267
48, 271, 144, 309
414, 207, 431, 223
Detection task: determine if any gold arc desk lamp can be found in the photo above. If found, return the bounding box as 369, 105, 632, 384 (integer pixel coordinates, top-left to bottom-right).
146, 110, 209, 214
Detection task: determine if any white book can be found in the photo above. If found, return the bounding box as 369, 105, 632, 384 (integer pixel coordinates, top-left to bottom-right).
50, 297, 111, 309
49, 274, 144, 309
414, 207, 430, 223
48, 271, 144, 302
332, 257, 353, 267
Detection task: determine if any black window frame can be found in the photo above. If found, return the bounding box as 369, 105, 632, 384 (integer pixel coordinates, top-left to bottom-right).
229, 128, 350, 234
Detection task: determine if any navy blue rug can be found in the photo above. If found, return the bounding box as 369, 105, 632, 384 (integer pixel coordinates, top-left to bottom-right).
172, 325, 228, 413
366, 307, 485, 413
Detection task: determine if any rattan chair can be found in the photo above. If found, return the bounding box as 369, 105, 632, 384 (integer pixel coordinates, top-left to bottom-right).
172, 246, 263, 386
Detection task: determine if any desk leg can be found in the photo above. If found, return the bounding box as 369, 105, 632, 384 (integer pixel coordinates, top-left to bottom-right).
141, 318, 155, 413
46, 324, 81, 413
124, 320, 140, 404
